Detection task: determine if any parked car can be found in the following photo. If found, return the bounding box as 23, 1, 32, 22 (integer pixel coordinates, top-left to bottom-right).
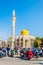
0, 48, 6, 58
42, 49, 43, 56
20, 48, 28, 58
32, 48, 43, 58
24, 49, 34, 60
38, 49, 42, 57
20, 48, 34, 60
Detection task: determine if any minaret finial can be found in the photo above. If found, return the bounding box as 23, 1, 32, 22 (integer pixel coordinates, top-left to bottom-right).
13, 10, 15, 17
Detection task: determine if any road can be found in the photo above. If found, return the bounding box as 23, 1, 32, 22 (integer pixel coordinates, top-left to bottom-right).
0, 56, 43, 65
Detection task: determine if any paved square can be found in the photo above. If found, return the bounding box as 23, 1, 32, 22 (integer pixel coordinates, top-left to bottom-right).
0, 56, 43, 65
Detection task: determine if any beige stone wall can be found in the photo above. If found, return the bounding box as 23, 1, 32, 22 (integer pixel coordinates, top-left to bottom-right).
15, 35, 35, 48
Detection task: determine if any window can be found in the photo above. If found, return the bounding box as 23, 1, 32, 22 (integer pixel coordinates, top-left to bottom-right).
21, 42, 23, 47
17, 39, 19, 42
21, 38, 23, 41
17, 43, 19, 46
25, 40, 28, 43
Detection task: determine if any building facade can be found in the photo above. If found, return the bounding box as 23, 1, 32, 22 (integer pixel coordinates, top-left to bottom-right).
15, 30, 35, 48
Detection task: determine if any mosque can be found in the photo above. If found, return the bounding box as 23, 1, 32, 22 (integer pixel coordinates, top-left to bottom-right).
15, 29, 35, 48
6, 10, 35, 49
11, 10, 35, 48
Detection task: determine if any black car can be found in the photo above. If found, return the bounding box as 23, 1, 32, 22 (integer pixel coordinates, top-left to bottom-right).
0, 48, 6, 58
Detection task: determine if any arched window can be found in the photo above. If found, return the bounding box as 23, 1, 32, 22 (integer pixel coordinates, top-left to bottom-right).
17, 39, 19, 42
17, 43, 19, 46
21, 38, 23, 41
21, 42, 23, 47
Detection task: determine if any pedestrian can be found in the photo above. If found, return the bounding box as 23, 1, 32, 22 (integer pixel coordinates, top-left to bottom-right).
14, 45, 18, 55
6, 45, 11, 56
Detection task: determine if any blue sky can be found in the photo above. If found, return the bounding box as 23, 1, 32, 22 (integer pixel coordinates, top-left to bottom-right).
0, 0, 43, 40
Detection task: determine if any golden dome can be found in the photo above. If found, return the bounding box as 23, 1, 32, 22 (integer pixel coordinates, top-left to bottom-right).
21, 29, 29, 36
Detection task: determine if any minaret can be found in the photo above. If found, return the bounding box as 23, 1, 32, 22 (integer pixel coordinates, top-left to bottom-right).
11, 10, 16, 50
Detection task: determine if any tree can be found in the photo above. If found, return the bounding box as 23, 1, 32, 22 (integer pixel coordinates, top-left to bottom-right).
33, 37, 40, 48
33, 41, 38, 48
